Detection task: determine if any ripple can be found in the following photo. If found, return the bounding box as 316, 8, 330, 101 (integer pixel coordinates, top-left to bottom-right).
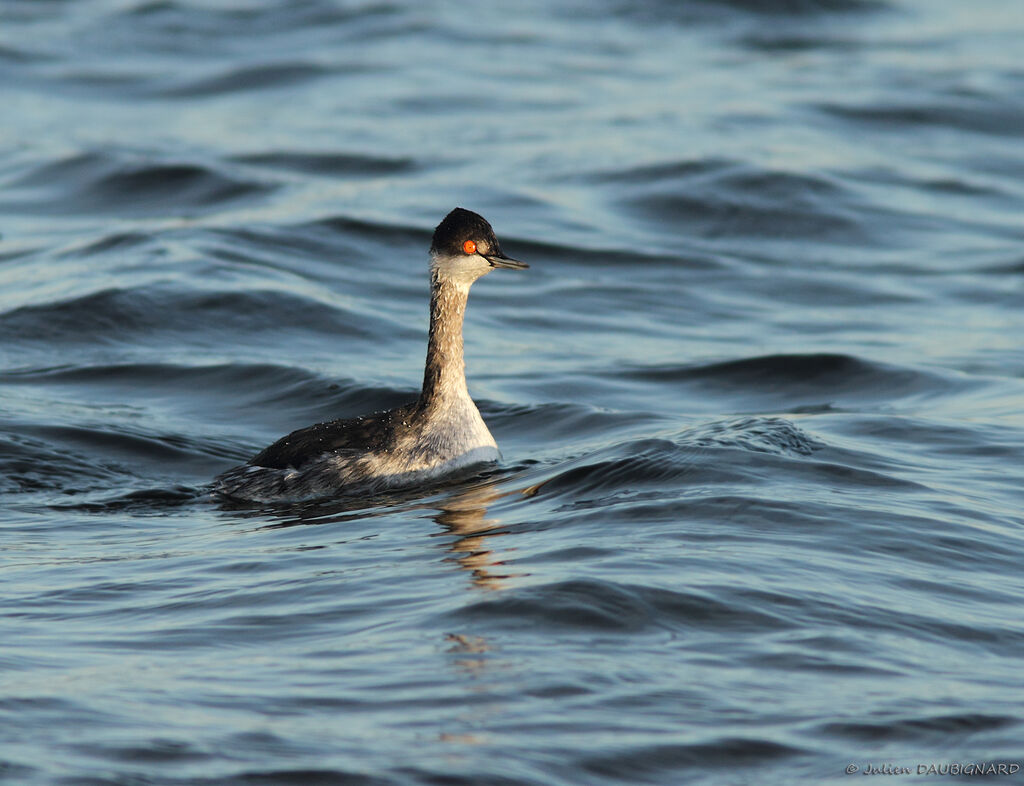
684, 416, 823, 455
525, 417, 825, 499
609, 160, 872, 245
448, 578, 790, 633
579, 738, 804, 782
123, 0, 403, 39
0, 43, 48, 64
820, 712, 1018, 743
0, 360, 415, 442
608, 0, 886, 24
46, 486, 199, 514
819, 98, 1024, 139
0, 285, 380, 347
616, 353, 969, 408
193, 769, 391, 786
159, 61, 334, 98
3, 153, 273, 216
230, 151, 417, 178
0, 432, 117, 495
83, 739, 209, 767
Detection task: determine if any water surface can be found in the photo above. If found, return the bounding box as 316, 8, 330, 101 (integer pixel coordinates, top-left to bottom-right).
2, 1, 1023, 784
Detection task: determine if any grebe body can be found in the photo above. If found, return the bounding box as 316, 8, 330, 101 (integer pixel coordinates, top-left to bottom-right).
214, 208, 526, 503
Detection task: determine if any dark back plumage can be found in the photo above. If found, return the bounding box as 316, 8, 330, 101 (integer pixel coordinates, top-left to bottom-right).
251, 404, 413, 470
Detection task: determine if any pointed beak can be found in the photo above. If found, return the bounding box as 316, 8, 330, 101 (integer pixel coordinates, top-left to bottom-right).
485, 251, 529, 270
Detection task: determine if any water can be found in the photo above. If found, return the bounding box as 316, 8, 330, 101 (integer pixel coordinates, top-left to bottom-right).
2, 1, 1023, 783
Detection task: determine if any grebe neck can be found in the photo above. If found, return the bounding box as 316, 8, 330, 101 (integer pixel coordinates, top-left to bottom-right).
418, 273, 471, 411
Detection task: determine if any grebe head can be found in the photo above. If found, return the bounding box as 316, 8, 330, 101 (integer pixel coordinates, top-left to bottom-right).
430, 207, 528, 285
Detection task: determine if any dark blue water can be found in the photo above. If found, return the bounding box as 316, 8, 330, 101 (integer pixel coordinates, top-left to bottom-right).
3, 1, 1024, 784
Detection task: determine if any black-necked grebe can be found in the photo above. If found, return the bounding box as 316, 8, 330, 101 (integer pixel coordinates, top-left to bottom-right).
213, 208, 528, 502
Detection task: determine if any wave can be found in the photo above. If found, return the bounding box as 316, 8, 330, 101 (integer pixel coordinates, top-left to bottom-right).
820, 712, 1018, 743
604, 159, 874, 245
158, 61, 334, 99
606, 0, 886, 25
0, 432, 120, 497
0, 284, 389, 349
3, 152, 272, 216
446, 578, 791, 632
521, 416, 831, 500
578, 738, 804, 782
1, 360, 416, 435
230, 151, 417, 178
0, 359, 420, 500
123, 0, 404, 41
819, 98, 1024, 139
613, 353, 970, 409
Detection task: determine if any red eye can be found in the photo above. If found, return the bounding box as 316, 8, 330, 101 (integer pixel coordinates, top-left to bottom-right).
462, 240, 477, 254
